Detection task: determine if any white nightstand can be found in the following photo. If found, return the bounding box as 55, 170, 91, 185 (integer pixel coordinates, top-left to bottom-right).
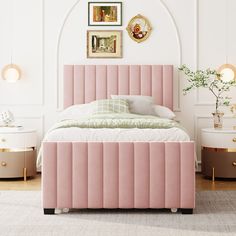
201, 128, 236, 181
0, 129, 37, 181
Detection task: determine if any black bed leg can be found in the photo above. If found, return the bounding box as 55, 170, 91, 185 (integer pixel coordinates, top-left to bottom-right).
181, 208, 193, 214
44, 208, 55, 215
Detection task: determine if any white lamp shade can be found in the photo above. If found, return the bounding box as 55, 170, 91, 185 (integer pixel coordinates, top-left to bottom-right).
220, 68, 235, 82
218, 64, 236, 82
1, 64, 21, 83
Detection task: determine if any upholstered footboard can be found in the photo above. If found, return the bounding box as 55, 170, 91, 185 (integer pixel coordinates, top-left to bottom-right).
42, 141, 195, 214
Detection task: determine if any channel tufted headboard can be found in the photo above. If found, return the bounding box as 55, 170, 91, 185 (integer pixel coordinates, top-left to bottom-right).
64, 65, 173, 110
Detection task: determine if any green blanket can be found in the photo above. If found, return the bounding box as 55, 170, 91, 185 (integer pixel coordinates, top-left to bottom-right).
52, 113, 183, 130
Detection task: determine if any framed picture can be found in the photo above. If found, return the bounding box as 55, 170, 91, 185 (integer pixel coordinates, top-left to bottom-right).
126, 14, 152, 43
87, 30, 122, 58
88, 2, 122, 26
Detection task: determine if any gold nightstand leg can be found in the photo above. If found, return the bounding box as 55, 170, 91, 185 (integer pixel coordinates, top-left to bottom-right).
212, 167, 215, 182
23, 168, 27, 181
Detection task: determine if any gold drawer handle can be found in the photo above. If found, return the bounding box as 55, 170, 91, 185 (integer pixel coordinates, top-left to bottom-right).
1, 161, 7, 167
233, 138, 236, 142
1, 138, 6, 142
232, 162, 236, 167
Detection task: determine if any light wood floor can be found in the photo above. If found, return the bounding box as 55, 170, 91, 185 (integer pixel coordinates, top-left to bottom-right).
0, 173, 236, 191
0, 174, 41, 191
196, 174, 236, 191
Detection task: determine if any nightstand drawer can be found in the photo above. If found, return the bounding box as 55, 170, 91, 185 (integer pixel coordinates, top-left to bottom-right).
202, 148, 236, 178
0, 133, 36, 148
0, 150, 36, 178
202, 132, 236, 149
0, 152, 25, 178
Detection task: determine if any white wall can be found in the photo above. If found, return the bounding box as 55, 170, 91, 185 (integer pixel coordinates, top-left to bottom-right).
0, 0, 236, 167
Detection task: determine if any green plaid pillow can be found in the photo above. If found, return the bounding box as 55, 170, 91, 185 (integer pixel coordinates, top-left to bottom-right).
92, 99, 130, 114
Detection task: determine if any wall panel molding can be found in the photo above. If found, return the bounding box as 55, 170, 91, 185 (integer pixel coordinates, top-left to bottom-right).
0, 0, 45, 106
194, 0, 199, 71
41, 0, 45, 106
194, 0, 202, 106
194, 0, 236, 106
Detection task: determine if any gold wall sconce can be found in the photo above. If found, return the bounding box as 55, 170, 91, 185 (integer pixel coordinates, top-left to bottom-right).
1, 64, 21, 83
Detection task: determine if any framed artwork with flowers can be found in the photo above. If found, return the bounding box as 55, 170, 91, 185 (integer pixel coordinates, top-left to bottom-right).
126, 14, 152, 43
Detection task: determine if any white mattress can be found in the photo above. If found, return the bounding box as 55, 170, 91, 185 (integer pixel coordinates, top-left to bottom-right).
37, 127, 190, 170
45, 127, 190, 142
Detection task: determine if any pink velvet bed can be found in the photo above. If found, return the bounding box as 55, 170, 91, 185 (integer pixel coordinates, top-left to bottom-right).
42, 65, 195, 215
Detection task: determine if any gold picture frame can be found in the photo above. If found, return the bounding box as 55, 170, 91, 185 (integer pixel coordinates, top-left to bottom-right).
87, 30, 122, 58
126, 14, 152, 43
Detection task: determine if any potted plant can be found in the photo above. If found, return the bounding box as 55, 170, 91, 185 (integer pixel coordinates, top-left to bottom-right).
179, 65, 236, 128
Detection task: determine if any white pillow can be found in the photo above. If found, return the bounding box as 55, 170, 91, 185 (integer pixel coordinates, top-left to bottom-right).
58, 103, 93, 121
111, 95, 155, 115
153, 105, 176, 119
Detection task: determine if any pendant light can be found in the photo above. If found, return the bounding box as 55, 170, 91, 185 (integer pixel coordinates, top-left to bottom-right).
218, 0, 236, 82
1, 0, 21, 83
2, 64, 21, 83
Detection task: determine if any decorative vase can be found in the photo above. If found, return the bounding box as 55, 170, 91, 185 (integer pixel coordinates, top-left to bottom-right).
0, 110, 14, 127
212, 111, 224, 129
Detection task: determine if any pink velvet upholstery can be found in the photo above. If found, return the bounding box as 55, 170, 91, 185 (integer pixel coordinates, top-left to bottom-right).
43, 142, 195, 209
64, 65, 173, 110
42, 64, 195, 213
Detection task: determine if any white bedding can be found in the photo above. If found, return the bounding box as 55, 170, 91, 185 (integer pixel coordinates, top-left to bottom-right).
38, 107, 191, 169
45, 127, 190, 142
37, 127, 190, 170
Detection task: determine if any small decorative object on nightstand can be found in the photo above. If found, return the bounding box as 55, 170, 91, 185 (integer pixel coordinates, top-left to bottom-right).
0, 110, 15, 126
201, 128, 236, 181
0, 129, 37, 181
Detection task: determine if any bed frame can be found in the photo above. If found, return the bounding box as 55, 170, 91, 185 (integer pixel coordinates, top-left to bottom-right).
42, 65, 195, 215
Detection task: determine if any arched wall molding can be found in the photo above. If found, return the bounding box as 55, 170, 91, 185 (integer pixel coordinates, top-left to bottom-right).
56, 0, 81, 110
56, 0, 183, 111
159, 0, 182, 111
159, 0, 182, 66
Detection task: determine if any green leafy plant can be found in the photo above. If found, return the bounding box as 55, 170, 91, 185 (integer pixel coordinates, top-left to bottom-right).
179, 64, 236, 112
